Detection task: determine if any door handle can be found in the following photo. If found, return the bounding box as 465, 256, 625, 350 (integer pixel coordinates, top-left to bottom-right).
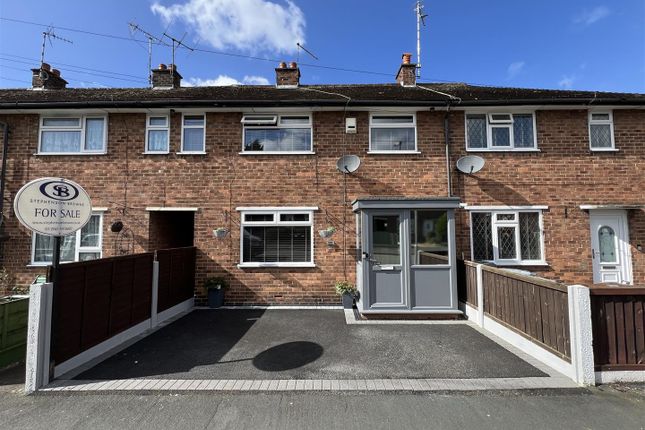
592, 249, 595, 259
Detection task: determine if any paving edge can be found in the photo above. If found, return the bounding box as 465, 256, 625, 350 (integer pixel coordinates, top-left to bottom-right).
40, 377, 578, 393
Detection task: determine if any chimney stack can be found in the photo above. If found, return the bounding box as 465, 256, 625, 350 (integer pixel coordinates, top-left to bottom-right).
151, 63, 182, 89
275, 61, 300, 87
395, 53, 416, 87
31, 63, 68, 90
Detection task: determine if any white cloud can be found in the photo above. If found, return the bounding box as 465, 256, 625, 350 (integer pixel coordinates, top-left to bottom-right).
506, 61, 525, 80
184, 75, 270, 86
558, 75, 576, 89
151, 0, 305, 54
573, 6, 610, 25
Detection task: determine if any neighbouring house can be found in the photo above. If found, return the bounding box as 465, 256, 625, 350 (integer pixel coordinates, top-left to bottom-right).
0, 54, 643, 314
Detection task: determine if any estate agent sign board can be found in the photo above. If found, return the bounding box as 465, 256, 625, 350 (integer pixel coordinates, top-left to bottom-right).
13, 177, 92, 237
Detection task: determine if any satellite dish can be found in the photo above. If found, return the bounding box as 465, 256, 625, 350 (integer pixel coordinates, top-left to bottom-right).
456, 155, 485, 174
39, 70, 49, 81
336, 154, 361, 174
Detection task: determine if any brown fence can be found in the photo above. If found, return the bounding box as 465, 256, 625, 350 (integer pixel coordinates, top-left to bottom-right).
51, 253, 154, 365
591, 287, 645, 371
156, 246, 196, 313
457, 260, 478, 308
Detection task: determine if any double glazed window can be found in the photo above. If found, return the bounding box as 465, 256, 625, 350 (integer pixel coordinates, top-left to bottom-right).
410, 210, 449, 265
466, 113, 536, 150
146, 115, 170, 153
470, 210, 543, 265
588, 112, 615, 150
369, 114, 417, 152
181, 114, 206, 153
32, 214, 103, 264
39, 116, 107, 154
240, 209, 314, 267
242, 114, 312, 153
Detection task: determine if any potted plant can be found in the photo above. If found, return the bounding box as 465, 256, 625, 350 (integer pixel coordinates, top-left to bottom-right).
213, 227, 229, 239
204, 277, 228, 308
335, 280, 357, 309
319, 226, 336, 239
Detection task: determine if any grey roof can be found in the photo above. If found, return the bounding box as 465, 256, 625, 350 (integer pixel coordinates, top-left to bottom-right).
0, 83, 644, 109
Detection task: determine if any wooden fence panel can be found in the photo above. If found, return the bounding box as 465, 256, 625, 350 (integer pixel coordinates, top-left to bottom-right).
156, 246, 196, 313
0, 297, 29, 368
479, 265, 571, 361
456, 260, 478, 308
591, 288, 645, 370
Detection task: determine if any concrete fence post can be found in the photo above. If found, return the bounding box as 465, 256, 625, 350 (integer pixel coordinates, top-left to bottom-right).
25, 282, 53, 394
476, 264, 484, 327
567, 284, 595, 386
151, 260, 160, 328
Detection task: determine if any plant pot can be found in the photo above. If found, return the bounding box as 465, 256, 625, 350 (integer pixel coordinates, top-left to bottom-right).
341, 292, 354, 309
213, 229, 229, 239
319, 229, 334, 239
207, 288, 224, 308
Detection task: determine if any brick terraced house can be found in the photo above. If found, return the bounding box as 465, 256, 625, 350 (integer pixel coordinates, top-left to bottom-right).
0, 54, 643, 314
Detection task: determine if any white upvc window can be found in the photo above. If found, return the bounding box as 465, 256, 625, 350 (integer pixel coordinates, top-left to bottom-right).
369, 113, 417, 153
39, 115, 107, 154
180, 114, 206, 153
588, 111, 615, 150
31, 213, 103, 265
145, 115, 170, 153
469, 209, 545, 266
465, 112, 537, 151
238, 207, 315, 268
241, 114, 313, 153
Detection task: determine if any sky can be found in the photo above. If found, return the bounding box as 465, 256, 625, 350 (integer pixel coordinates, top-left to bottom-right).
0, 0, 644, 92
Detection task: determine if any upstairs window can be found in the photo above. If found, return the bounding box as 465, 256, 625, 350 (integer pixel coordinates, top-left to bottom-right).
470, 210, 544, 265
588, 111, 615, 150
32, 214, 103, 264
369, 114, 417, 152
39, 116, 107, 154
146, 115, 169, 153
242, 114, 312, 153
466, 113, 536, 150
181, 114, 206, 153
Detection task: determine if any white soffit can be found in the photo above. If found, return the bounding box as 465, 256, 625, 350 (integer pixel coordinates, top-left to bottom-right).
145, 207, 199, 212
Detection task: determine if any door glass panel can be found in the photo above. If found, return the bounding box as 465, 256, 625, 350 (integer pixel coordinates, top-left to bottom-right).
410, 210, 448, 265
497, 226, 517, 259
598, 226, 617, 263
372, 215, 400, 265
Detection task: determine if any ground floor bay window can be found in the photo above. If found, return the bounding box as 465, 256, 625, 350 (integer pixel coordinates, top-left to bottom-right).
469, 208, 545, 266
237, 207, 317, 268
31, 213, 103, 265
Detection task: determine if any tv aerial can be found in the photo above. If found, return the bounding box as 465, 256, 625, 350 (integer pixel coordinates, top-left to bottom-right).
456, 155, 485, 174
336, 155, 361, 174
39, 27, 73, 70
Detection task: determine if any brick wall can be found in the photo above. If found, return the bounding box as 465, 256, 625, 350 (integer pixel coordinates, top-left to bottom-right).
0, 108, 643, 302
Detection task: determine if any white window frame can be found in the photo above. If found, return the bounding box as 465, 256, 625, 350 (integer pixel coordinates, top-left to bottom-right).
30, 213, 104, 266
588, 110, 616, 151
237, 207, 316, 268
465, 112, 538, 152
179, 113, 206, 154
368, 113, 418, 154
38, 115, 108, 155
145, 114, 170, 154
468, 208, 546, 266
241, 114, 313, 154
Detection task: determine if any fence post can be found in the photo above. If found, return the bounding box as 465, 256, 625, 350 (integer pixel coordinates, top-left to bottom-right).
567, 284, 595, 386
25, 282, 53, 394
476, 264, 484, 327
151, 260, 159, 328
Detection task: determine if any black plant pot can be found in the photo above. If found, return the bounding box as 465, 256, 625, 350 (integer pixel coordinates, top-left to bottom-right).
208, 288, 224, 308
341, 293, 354, 309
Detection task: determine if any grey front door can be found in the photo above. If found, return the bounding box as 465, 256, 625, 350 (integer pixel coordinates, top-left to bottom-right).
367, 213, 407, 309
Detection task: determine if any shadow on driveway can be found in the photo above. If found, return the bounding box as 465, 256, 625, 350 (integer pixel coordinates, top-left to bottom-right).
74, 309, 547, 381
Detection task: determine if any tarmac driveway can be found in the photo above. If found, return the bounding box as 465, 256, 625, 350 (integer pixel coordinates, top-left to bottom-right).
75, 309, 546, 380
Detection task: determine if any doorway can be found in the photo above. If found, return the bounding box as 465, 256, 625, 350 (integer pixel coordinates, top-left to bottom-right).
589, 210, 632, 284
148, 210, 195, 250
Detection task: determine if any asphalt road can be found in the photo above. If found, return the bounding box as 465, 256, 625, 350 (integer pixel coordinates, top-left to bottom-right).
0, 386, 644, 430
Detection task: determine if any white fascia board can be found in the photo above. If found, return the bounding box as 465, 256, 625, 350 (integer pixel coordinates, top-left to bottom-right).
579, 204, 645, 210
236, 206, 319, 212
145, 207, 199, 212
462, 205, 549, 211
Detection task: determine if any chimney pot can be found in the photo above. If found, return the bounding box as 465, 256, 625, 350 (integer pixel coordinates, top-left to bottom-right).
151, 63, 182, 88
402, 53, 412, 65
278, 61, 287, 69
41, 62, 51, 71
289, 61, 297, 69
51, 69, 61, 77
395, 52, 416, 87
158, 63, 167, 70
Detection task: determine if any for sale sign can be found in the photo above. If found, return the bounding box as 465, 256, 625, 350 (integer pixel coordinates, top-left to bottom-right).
13, 177, 92, 237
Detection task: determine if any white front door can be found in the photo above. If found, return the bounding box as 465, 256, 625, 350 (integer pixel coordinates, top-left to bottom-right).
590, 210, 632, 284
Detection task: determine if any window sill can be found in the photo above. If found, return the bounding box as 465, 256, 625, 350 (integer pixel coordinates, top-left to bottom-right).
590, 148, 619, 152
238, 151, 316, 155
177, 151, 207, 155
237, 263, 316, 269
34, 152, 108, 156
466, 148, 541, 153
143, 151, 170, 155
367, 150, 421, 155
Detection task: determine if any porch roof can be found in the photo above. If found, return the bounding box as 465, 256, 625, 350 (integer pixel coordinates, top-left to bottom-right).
352, 196, 461, 211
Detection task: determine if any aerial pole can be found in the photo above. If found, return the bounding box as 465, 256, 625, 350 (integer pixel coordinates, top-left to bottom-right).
129, 22, 166, 87
40, 28, 73, 68
414, 1, 428, 79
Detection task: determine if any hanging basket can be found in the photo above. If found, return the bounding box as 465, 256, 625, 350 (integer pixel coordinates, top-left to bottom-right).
213, 228, 229, 239
319, 227, 336, 239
